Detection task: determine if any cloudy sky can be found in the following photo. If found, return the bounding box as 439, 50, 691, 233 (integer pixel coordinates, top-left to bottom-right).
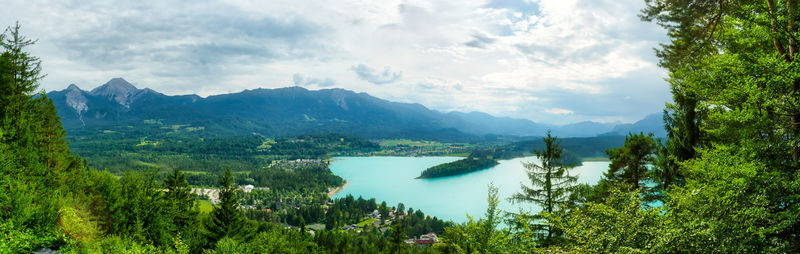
1, 0, 670, 125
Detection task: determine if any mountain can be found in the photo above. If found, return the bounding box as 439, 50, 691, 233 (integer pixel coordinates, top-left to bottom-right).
89, 77, 141, 107
552, 121, 620, 137
441, 111, 550, 137
47, 78, 663, 140
603, 113, 667, 138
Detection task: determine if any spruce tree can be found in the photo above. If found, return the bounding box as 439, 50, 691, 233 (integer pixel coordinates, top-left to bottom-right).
389, 220, 407, 254
164, 168, 196, 233
0, 22, 43, 129
204, 169, 252, 245
30, 94, 72, 171
509, 130, 577, 245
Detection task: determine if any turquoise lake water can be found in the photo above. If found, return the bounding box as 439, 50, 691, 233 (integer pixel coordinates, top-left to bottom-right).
330, 156, 609, 223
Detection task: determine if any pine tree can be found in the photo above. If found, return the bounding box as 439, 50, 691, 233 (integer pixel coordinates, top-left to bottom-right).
30, 94, 72, 171
112, 169, 171, 246
204, 169, 252, 246
379, 201, 389, 223
509, 130, 577, 245
649, 87, 704, 198
389, 219, 407, 254
164, 168, 196, 233
605, 132, 657, 195
0, 22, 43, 131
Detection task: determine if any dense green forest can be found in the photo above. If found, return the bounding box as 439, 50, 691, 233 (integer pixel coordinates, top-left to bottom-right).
417, 154, 499, 179
6, 0, 800, 252
68, 126, 379, 174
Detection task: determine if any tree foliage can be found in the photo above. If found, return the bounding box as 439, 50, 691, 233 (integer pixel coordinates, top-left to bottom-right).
203, 169, 254, 246
509, 131, 577, 245
442, 184, 511, 253
605, 132, 657, 199
528, 1, 800, 252
418, 156, 498, 179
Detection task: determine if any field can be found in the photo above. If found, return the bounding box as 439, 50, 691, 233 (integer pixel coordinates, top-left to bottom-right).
372, 139, 473, 157
379, 139, 445, 147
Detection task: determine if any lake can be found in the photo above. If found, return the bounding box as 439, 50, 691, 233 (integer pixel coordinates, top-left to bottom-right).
330, 156, 609, 223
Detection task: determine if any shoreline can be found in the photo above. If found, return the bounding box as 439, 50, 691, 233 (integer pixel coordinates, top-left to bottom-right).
327, 181, 350, 198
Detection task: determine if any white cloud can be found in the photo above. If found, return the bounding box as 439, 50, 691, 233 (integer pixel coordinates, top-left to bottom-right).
0, 0, 669, 125
293, 73, 336, 87
351, 64, 402, 85
545, 108, 575, 115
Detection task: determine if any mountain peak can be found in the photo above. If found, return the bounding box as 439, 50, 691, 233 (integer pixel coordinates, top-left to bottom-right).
64, 84, 88, 117
92, 78, 137, 92
66, 84, 82, 92
90, 78, 139, 107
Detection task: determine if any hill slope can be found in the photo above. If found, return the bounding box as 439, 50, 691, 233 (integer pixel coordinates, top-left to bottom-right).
47, 78, 665, 140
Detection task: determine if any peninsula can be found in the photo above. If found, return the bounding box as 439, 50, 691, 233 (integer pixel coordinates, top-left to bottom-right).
417, 156, 499, 179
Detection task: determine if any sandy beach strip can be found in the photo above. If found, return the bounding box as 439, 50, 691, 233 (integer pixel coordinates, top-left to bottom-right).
327, 181, 350, 198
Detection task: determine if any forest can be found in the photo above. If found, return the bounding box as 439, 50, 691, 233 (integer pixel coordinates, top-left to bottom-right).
417, 154, 499, 179
69, 125, 380, 174
5, 0, 800, 252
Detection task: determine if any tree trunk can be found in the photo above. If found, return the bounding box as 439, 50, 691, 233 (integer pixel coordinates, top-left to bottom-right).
767, 0, 791, 61
789, 0, 797, 59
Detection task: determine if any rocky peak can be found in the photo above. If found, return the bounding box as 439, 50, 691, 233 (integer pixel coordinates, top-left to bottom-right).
90, 78, 139, 107
66, 84, 82, 92
65, 83, 88, 119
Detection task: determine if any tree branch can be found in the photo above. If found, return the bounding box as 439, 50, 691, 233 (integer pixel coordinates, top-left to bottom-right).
767, 0, 792, 62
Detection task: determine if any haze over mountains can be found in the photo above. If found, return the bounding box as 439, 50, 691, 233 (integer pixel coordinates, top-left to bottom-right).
47, 78, 665, 140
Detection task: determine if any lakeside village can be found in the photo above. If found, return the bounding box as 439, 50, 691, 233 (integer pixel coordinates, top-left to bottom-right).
191, 158, 441, 247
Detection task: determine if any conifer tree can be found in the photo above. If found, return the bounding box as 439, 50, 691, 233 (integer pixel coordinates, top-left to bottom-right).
164, 168, 196, 233
509, 130, 577, 245
389, 220, 407, 254
605, 132, 657, 195
0, 22, 43, 131
30, 94, 71, 171
204, 169, 253, 245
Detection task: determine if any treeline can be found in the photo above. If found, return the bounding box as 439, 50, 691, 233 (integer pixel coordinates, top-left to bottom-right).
396, 207, 452, 237
262, 133, 380, 159
325, 196, 452, 236
181, 164, 343, 192
417, 156, 498, 179
324, 195, 379, 230
510, 135, 625, 160
246, 164, 344, 192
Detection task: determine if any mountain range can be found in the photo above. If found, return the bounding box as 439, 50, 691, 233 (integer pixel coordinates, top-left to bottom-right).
46, 78, 665, 140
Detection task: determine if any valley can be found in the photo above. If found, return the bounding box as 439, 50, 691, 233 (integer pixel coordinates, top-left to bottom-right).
50, 80, 633, 242
4, 0, 798, 251
51, 79, 638, 233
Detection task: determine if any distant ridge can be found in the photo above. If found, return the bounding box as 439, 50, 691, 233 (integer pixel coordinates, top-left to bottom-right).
47, 78, 665, 140
602, 113, 666, 138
